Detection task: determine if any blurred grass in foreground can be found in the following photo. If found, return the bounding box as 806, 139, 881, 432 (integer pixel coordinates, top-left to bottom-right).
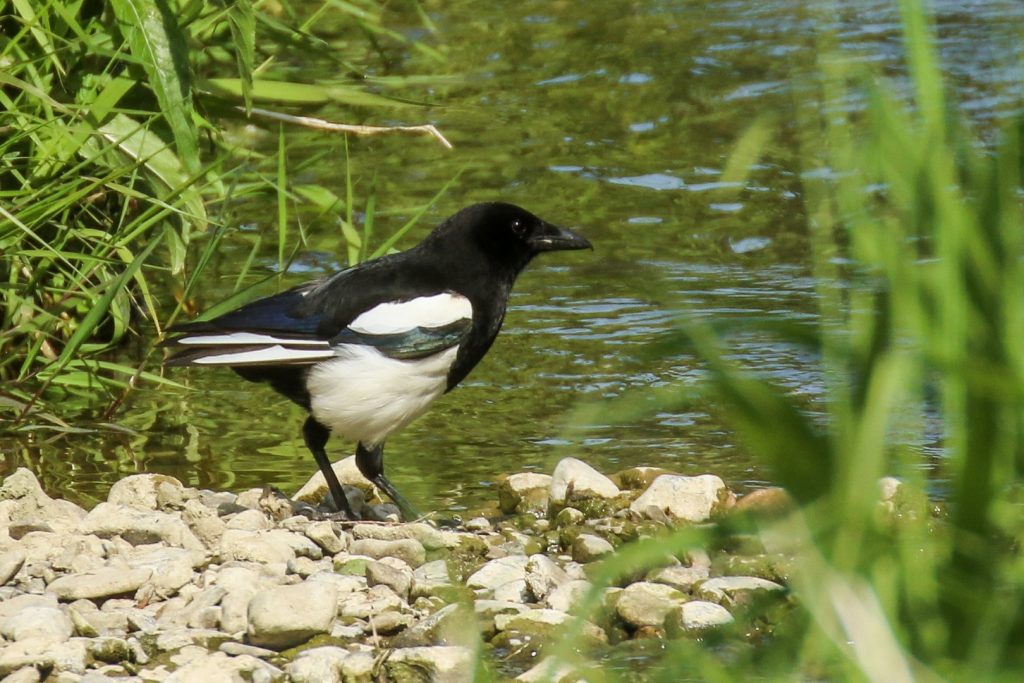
555, 0, 1024, 679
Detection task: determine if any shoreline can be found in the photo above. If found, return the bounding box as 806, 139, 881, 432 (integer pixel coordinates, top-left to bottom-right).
0, 457, 804, 681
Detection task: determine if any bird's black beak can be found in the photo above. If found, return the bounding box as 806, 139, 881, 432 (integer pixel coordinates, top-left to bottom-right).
529, 223, 592, 252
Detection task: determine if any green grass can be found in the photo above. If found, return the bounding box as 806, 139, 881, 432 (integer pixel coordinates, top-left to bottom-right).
555, 0, 1024, 679
0, 0, 447, 425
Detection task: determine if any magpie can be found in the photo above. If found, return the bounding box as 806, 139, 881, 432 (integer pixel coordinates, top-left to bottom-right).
163, 202, 591, 520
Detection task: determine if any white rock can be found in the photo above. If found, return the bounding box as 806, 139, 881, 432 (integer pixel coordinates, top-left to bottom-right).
272, 529, 323, 559
492, 579, 530, 603
348, 538, 425, 568
525, 554, 570, 602
464, 517, 492, 532
152, 628, 224, 653
219, 590, 254, 635
878, 476, 902, 502
697, 576, 785, 606
128, 546, 203, 595
181, 499, 227, 549
629, 474, 729, 522
1, 605, 73, 642
494, 607, 570, 632
108, 474, 184, 510
83, 503, 204, 550
246, 582, 338, 649
571, 534, 614, 563
366, 560, 412, 599
352, 522, 446, 551
384, 646, 473, 682
0, 593, 57, 622
212, 565, 267, 593
305, 571, 367, 595
218, 529, 295, 564
516, 656, 578, 682
675, 601, 734, 630
339, 651, 376, 681
47, 565, 152, 601
0, 549, 26, 585
338, 584, 405, 620
647, 565, 709, 591
0, 637, 53, 677
225, 509, 272, 531
219, 641, 276, 658
1, 666, 42, 683
615, 581, 686, 629
498, 473, 553, 515
0, 468, 86, 533
305, 521, 346, 554
164, 649, 279, 683
178, 587, 228, 631
544, 579, 592, 613
411, 559, 451, 599
0, 637, 88, 677
49, 534, 109, 575
550, 458, 620, 505
466, 555, 529, 592
294, 456, 372, 504
494, 608, 607, 643
286, 646, 350, 683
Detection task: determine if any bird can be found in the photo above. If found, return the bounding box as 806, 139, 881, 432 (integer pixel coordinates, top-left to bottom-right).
163, 202, 592, 519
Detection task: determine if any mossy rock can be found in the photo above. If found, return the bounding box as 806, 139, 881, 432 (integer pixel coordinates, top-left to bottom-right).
333, 557, 370, 576
711, 553, 794, 583
88, 637, 131, 664
612, 466, 675, 491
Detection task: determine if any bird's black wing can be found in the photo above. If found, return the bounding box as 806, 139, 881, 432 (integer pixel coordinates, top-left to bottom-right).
162, 258, 473, 367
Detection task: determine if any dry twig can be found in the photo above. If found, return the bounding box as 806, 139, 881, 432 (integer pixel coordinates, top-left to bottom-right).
240, 106, 453, 149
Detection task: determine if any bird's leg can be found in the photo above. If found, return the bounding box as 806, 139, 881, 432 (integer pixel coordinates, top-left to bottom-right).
355, 442, 421, 521
302, 417, 355, 518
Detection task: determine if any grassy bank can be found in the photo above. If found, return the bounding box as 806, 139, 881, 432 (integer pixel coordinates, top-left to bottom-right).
0, 0, 444, 426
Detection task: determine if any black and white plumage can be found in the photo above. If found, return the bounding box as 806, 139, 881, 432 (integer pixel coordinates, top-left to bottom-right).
163, 202, 592, 519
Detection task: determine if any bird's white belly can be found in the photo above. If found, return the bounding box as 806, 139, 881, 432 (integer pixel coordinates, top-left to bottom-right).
307, 344, 457, 446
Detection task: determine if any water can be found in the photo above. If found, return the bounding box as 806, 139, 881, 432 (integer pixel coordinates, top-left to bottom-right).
3, 0, 1021, 512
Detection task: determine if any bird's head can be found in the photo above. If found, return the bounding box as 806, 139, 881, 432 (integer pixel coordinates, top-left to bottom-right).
427, 202, 591, 276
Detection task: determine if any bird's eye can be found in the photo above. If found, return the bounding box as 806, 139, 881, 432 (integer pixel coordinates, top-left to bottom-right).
511, 219, 528, 237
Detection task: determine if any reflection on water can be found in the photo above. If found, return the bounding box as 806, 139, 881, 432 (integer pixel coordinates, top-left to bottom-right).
3, 0, 1021, 511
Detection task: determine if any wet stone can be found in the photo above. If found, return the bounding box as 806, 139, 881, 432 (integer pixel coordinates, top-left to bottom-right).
286, 645, 351, 683
629, 474, 729, 523
384, 645, 474, 683
107, 473, 185, 511
352, 521, 447, 551
572, 534, 614, 563
1, 605, 74, 643
348, 538, 426, 568
499, 473, 553, 516
550, 458, 621, 507
47, 566, 152, 602
305, 520, 347, 554
246, 582, 338, 650
697, 576, 786, 607
615, 582, 686, 630
670, 601, 735, 633
367, 559, 413, 600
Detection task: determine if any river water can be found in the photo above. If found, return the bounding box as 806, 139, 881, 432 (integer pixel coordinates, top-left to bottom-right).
5, 0, 1022, 513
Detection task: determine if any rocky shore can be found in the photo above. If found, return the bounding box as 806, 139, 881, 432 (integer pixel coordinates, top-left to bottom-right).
0, 457, 813, 682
